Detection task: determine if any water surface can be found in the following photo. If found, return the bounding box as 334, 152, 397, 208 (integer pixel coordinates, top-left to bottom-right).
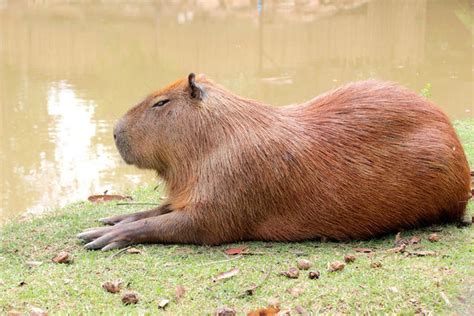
1, 0, 473, 223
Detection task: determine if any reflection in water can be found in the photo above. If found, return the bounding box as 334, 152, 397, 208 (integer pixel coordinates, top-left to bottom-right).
0, 0, 472, 223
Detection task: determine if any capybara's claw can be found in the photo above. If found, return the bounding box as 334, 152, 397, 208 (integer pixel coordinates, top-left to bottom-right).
80, 224, 134, 250
77, 226, 114, 242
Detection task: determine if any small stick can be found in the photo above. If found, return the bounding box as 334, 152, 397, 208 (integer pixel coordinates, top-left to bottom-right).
109, 246, 131, 259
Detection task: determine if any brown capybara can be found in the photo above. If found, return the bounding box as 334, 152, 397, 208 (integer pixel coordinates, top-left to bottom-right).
78, 73, 471, 250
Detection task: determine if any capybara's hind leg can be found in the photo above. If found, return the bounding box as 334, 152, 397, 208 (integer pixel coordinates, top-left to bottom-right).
98, 204, 172, 226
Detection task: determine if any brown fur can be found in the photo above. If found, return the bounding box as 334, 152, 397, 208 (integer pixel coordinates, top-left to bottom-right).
78, 74, 471, 250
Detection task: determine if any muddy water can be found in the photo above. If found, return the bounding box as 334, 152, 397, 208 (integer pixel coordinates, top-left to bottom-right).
0, 0, 473, 223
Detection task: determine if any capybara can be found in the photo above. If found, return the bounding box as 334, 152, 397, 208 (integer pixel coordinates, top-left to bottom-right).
78, 73, 471, 250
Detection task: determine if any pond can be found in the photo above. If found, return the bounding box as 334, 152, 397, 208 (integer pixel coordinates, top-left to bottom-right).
0, 0, 472, 223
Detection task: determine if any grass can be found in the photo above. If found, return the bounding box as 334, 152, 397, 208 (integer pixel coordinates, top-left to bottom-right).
1, 121, 473, 315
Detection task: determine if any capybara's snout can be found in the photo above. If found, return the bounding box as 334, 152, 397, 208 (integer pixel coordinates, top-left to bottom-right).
113, 117, 134, 165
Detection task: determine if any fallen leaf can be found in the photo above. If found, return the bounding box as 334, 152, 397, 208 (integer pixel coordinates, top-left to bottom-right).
102, 280, 122, 293
280, 267, 299, 279
121, 291, 139, 305
214, 307, 236, 316
212, 268, 239, 282
386, 244, 406, 253
30, 307, 48, 316
7, 311, 22, 316
225, 247, 248, 255
175, 285, 186, 301
354, 248, 372, 253
158, 298, 170, 309
370, 261, 382, 268
52, 251, 73, 264
409, 236, 421, 244
26, 261, 43, 268
287, 287, 305, 297
297, 259, 312, 270
344, 254, 356, 263
126, 248, 142, 254
247, 307, 280, 316
308, 271, 321, 279
328, 261, 345, 272
88, 194, 132, 203
295, 305, 309, 315
428, 233, 440, 242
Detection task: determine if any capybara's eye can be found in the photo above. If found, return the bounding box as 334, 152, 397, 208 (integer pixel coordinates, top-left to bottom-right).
152, 99, 170, 108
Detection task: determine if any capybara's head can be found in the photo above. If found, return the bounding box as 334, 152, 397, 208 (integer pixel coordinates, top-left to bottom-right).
114, 73, 207, 173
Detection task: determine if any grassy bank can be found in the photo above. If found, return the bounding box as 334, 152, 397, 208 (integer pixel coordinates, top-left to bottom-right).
1, 121, 473, 315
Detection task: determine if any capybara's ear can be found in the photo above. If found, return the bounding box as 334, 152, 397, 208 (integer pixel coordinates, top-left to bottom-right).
188, 73, 203, 100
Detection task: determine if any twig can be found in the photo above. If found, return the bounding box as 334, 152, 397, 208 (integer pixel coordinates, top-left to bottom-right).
116, 202, 160, 206
109, 246, 131, 259
237, 265, 273, 298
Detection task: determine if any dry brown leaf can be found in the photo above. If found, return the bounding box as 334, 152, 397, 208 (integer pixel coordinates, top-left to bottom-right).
428, 233, 440, 242
370, 261, 382, 268
102, 280, 122, 293
328, 261, 345, 272
121, 291, 139, 305
175, 285, 186, 301
30, 307, 48, 316
88, 194, 132, 203
296, 259, 312, 270
214, 307, 236, 316
212, 268, 239, 282
7, 310, 22, 316
280, 267, 299, 279
287, 287, 305, 297
344, 254, 356, 263
386, 244, 406, 253
52, 251, 73, 264
158, 298, 170, 309
409, 236, 421, 244
225, 247, 248, 255
126, 248, 142, 254
247, 307, 280, 316
354, 248, 372, 253
308, 271, 321, 279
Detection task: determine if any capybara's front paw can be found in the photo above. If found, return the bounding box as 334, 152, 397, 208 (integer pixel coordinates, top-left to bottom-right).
77, 225, 135, 251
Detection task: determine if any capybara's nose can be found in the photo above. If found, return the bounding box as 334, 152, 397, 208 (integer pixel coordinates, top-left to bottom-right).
113, 118, 126, 141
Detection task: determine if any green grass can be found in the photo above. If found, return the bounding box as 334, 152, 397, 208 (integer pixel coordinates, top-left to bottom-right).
1, 121, 473, 315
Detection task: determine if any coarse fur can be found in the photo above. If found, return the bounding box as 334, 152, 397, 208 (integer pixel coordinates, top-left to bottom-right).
78, 74, 471, 250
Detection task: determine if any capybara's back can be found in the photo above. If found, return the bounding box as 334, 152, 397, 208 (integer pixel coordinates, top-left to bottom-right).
79, 75, 472, 250
255, 80, 471, 240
